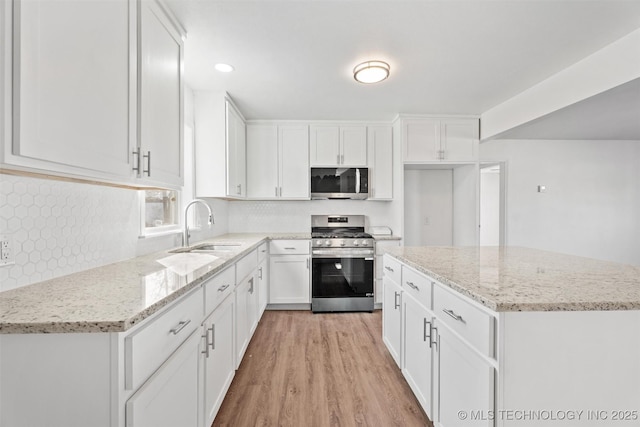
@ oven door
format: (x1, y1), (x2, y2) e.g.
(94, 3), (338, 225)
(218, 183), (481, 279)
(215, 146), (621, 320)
(311, 254), (374, 299)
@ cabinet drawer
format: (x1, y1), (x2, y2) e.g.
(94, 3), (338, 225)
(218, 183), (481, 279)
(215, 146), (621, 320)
(257, 242), (268, 262)
(402, 265), (432, 310)
(382, 254), (401, 285)
(433, 284), (494, 358)
(270, 240), (309, 255)
(204, 266), (235, 315)
(125, 287), (203, 391)
(236, 249), (258, 282)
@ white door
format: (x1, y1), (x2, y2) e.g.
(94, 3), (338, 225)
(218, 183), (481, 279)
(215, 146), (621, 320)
(340, 126), (367, 166)
(402, 294), (434, 416)
(126, 330), (199, 427)
(226, 102), (246, 197)
(14, 0), (132, 177)
(247, 124), (279, 198)
(279, 125), (310, 199)
(139, 0), (183, 186)
(403, 119), (441, 162)
(269, 255), (310, 304)
(382, 277), (403, 367)
(310, 126), (340, 166)
(202, 295), (235, 427)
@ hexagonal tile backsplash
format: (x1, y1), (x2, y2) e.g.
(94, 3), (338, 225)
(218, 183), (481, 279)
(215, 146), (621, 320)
(0, 174), (139, 291)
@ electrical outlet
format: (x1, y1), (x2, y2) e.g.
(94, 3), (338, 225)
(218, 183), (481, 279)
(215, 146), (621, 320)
(0, 235), (15, 266)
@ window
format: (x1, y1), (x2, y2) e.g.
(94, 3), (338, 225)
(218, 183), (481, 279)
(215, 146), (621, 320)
(140, 189), (180, 235)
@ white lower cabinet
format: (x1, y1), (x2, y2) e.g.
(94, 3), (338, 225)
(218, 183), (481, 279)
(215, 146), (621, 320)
(268, 240), (310, 305)
(235, 272), (258, 368)
(382, 276), (403, 366)
(436, 321), (495, 427)
(402, 292), (435, 416)
(200, 293), (235, 427)
(257, 256), (269, 316)
(125, 329), (200, 427)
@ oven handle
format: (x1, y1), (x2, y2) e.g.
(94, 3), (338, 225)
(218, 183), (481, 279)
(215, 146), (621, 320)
(311, 251), (374, 259)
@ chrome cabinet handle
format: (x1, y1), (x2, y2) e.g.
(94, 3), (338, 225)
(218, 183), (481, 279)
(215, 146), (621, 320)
(217, 284), (230, 293)
(394, 291), (400, 309)
(431, 326), (439, 350)
(143, 151), (151, 176)
(236, 184), (242, 195)
(406, 281), (419, 291)
(384, 266), (394, 272)
(337, 154), (340, 164)
(279, 187), (282, 197)
(201, 329), (210, 357)
(443, 308), (465, 323)
(306, 258), (310, 269)
(132, 148), (141, 173)
(275, 187), (278, 197)
(341, 154), (344, 164)
(284, 247), (296, 250)
(424, 319), (431, 345)
(258, 267), (263, 279)
(249, 277), (254, 294)
(170, 319), (191, 335)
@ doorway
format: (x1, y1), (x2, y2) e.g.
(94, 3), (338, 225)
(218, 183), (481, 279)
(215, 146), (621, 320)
(479, 163), (506, 246)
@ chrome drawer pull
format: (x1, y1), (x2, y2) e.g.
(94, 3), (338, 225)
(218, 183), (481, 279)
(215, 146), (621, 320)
(384, 266), (394, 272)
(249, 277), (254, 294)
(170, 319), (191, 335)
(201, 331), (210, 357)
(210, 324), (215, 351)
(394, 291), (400, 309)
(443, 308), (465, 323)
(431, 326), (439, 350)
(423, 319), (431, 345)
(406, 281), (419, 291)
(217, 284), (230, 293)
(284, 247), (296, 250)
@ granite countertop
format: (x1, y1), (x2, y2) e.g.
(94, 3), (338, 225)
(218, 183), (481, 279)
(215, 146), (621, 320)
(372, 235), (402, 241)
(384, 246), (640, 312)
(0, 233), (310, 334)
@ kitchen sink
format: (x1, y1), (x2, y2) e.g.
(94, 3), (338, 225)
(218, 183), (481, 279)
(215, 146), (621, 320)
(169, 243), (242, 253)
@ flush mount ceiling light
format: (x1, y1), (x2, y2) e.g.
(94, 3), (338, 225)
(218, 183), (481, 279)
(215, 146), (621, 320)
(353, 60), (390, 84)
(214, 63), (234, 73)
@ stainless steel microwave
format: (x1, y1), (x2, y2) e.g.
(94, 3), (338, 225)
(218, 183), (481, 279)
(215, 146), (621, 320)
(310, 168), (369, 200)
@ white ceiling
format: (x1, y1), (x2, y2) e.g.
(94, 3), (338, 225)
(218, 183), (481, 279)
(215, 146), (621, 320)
(165, 0), (640, 124)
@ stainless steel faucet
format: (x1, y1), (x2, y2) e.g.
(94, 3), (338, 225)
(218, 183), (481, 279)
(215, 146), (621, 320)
(183, 199), (213, 247)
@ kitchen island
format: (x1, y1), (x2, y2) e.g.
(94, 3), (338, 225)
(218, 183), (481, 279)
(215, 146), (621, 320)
(382, 246), (640, 427)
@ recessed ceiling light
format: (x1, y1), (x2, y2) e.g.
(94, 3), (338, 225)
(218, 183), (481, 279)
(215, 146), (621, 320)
(353, 60), (390, 84)
(214, 63), (234, 73)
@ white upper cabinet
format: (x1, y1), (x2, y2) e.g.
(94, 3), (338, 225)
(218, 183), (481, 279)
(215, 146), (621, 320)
(310, 125), (367, 166)
(246, 123), (309, 199)
(402, 117), (479, 163)
(6, 0), (184, 188)
(367, 126), (393, 200)
(137, 0), (184, 187)
(10, 0), (133, 178)
(194, 93), (246, 199)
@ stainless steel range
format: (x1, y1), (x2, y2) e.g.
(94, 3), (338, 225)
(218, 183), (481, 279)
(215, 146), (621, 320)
(311, 215), (374, 312)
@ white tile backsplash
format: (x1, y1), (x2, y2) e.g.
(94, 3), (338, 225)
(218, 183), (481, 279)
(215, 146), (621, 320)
(0, 174), (140, 291)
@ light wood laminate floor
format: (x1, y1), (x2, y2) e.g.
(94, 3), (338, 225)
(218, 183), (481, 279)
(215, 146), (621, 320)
(213, 310), (432, 427)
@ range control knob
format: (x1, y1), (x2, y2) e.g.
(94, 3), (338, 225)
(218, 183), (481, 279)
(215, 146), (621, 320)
(340, 241), (346, 247)
(324, 240), (332, 246)
(353, 240), (360, 247)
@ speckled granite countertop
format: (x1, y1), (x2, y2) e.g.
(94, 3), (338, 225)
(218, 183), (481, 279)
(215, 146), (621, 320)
(384, 246), (640, 312)
(0, 233), (310, 334)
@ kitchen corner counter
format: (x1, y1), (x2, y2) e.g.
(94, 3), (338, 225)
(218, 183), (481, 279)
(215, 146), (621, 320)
(384, 246), (640, 312)
(0, 233), (309, 334)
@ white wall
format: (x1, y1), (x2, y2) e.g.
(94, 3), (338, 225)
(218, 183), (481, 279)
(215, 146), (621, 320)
(480, 139), (640, 266)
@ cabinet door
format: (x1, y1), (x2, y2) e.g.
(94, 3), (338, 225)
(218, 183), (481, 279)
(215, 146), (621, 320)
(126, 329), (199, 427)
(269, 255), (310, 304)
(201, 295), (235, 427)
(247, 124), (279, 198)
(234, 276), (251, 368)
(436, 322), (495, 427)
(440, 119), (478, 162)
(257, 258), (269, 317)
(403, 294), (434, 416)
(403, 119), (440, 162)
(382, 277), (403, 367)
(279, 125), (310, 199)
(227, 102), (246, 197)
(310, 126), (340, 166)
(139, 0), (183, 187)
(340, 126), (367, 166)
(13, 0), (132, 177)
(368, 126), (393, 199)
